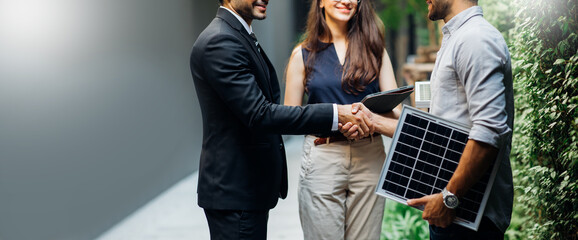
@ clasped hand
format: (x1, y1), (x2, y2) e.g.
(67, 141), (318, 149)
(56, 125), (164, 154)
(337, 103), (374, 140)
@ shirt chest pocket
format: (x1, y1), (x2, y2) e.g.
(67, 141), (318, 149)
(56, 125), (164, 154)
(433, 69), (459, 106)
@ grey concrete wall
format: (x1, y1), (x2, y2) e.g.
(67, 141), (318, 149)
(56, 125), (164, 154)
(0, 0), (296, 240)
(0, 0), (204, 239)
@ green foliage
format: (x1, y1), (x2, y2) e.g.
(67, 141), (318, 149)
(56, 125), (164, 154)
(509, 0), (578, 238)
(479, 0), (516, 37)
(377, 0), (434, 47)
(381, 201), (429, 240)
(378, 0), (428, 31)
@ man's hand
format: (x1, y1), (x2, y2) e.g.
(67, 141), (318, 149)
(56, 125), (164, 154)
(337, 104), (373, 138)
(340, 103), (401, 138)
(338, 103), (374, 140)
(407, 193), (455, 228)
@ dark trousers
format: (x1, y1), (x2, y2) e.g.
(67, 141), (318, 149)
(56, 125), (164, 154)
(429, 217), (504, 240)
(204, 209), (269, 240)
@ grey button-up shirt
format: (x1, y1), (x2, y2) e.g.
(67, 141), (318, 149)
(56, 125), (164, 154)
(429, 6), (514, 233)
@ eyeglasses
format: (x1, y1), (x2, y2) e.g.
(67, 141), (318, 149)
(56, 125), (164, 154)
(331, 0), (361, 4)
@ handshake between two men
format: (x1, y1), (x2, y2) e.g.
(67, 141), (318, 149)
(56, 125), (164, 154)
(336, 103), (400, 140)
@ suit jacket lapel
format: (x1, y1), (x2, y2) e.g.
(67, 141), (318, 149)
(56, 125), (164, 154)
(216, 8), (274, 99)
(260, 50), (280, 103)
(241, 33), (271, 82)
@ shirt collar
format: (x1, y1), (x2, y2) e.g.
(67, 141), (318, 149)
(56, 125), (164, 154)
(220, 6), (253, 35)
(442, 6), (483, 36)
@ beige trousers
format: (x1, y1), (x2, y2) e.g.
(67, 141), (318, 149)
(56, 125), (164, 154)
(298, 135), (386, 240)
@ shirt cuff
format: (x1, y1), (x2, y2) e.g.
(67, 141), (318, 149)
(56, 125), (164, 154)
(331, 104), (338, 131)
(469, 124), (510, 149)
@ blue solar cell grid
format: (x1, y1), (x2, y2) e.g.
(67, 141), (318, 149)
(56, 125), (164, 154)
(376, 106), (499, 231)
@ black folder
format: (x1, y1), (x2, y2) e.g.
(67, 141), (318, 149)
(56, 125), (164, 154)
(361, 85), (414, 113)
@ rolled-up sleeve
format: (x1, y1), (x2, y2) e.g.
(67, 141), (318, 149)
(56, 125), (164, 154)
(454, 30), (512, 148)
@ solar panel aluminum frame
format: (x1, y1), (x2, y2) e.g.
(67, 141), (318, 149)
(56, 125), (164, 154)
(375, 106), (500, 231)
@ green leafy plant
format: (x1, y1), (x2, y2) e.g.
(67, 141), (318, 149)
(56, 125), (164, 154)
(381, 201), (429, 240)
(479, 0), (516, 37)
(509, 0), (578, 238)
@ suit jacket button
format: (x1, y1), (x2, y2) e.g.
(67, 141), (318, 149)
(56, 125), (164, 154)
(279, 144), (283, 149)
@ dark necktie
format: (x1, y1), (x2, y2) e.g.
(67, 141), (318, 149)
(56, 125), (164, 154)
(249, 32), (260, 52)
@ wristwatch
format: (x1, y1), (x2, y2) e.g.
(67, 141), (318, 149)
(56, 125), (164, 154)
(442, 187), (460, 209)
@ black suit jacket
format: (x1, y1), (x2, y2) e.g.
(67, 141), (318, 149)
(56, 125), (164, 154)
(190, 8), (333, 210)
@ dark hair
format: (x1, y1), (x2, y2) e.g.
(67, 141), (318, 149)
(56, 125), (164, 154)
(218, 0), (224, 5)
(301, 0), (385, 94)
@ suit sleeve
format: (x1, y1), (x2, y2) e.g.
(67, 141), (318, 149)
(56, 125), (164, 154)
(198, 33), (333, 135)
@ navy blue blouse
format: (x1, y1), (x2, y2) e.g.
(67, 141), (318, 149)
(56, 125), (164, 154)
(302, 42), (380, 105)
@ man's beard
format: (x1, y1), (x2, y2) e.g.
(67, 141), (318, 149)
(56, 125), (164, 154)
(234, 1), (267, 21)
(428, 0), (451, 21)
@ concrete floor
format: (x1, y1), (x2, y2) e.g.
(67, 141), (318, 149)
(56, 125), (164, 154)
(97, 135), (392, 240)
(96, 136), (306, 240)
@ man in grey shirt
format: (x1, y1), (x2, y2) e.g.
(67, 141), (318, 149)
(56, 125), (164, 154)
(405, 0), (514, 239)
(343, 0), (514, 238)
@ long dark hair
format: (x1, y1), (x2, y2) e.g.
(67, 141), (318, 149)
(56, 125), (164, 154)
(301, 0), (386, 94)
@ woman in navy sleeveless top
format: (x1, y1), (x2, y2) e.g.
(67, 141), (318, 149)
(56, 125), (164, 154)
(284, 0), (400, 239)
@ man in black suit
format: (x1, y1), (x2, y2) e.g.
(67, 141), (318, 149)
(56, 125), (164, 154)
(190, 0), (372, 239)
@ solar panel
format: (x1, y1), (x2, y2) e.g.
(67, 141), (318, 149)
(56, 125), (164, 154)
(376, 106), (499, 231)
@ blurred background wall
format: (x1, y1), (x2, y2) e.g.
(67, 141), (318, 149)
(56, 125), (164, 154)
(0, 0), (296, 239)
